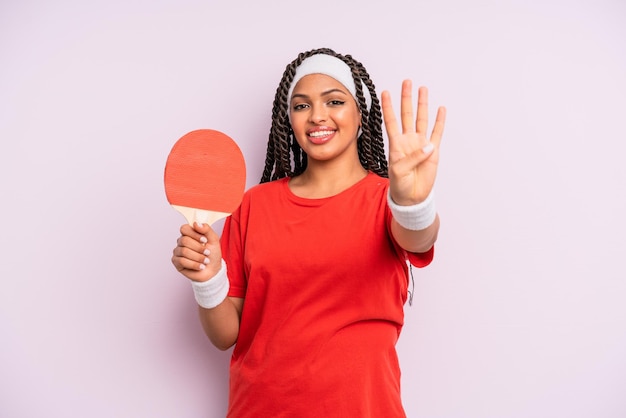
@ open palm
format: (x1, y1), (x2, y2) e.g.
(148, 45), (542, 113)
(381, 80), (446, 206)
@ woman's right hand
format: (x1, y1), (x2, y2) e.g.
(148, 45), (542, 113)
(171, 223), (223, 282)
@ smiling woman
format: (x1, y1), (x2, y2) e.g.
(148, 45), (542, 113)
(288, 74), (363, 176)
(170, 47), (446, 417)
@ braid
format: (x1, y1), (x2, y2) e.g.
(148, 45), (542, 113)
(260, 48), (388, 183)
(345, 55), (388, 178)
(360, 71), (388, 177)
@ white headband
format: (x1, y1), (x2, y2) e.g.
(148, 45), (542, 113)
(287, 54), (372, 114)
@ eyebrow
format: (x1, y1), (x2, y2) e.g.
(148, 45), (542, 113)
(291, 88), (349, 101)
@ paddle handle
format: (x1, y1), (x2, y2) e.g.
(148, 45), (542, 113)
(171, 205), (230, 226)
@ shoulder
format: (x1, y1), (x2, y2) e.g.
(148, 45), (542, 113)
(236, 178), (288, 211)
(356, 172), (389, 199)
(229, 179), (286, 223)
(244, 178), (287, 199)
(362, 172), (389, 187)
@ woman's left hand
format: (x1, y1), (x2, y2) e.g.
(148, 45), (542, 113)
(381, 80), (446, 206)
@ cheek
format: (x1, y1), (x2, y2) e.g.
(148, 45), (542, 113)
(338, 102), (361, 127)
(289, 115), (305, 137)
(289, 111), (306, 129)
(289, 115), (308, 144)
(339, 108), (362, 131)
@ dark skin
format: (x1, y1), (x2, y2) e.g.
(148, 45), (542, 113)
(171, 78), (446, 350)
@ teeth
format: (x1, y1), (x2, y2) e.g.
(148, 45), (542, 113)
(309, 130), (334, 138)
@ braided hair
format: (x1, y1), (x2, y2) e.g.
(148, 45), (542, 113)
(260, 48), (388, 183)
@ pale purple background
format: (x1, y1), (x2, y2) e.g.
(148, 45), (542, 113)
(1, 0), (625, 417)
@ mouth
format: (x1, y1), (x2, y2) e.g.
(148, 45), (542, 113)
(307, 129), (336, 145)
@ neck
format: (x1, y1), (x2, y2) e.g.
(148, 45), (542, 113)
(289, 157), (368, 199)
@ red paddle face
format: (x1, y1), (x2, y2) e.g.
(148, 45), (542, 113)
(164, 129), (246, 225)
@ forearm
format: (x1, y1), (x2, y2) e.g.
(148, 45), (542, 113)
(387, 187), (440, 253)
(391, 213), (440, 253)
(198, 296), (243, 351)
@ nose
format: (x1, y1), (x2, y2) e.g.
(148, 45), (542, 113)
(308, 104), (327, 124)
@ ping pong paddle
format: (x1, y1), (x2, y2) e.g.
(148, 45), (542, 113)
(164, 129), (246, 226)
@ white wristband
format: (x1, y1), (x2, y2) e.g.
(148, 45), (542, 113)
(387, 189), (437, 231)
(190, 260), (229, 309)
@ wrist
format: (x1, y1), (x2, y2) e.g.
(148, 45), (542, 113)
(190, 260), (229, 309)
(387, 189), (437, 231)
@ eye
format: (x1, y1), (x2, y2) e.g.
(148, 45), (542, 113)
(293, 103), (309, 111)
(328, 100), (345, 106)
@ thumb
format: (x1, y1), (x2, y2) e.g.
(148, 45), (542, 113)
(193, 222), (220, 244)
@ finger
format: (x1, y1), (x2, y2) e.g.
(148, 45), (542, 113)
(192, 221), (208, 233)
(180, 223), (195, 236)
(400, 80), (414, 134)
(416, 86), (429, 136)
(173, 245), (210, 268)
(430, 106), (447, 148)
(177, 235), (210, 255)
(180, 223), (204, 241)
(172, 254), (208, 272)
(203, 225), (220, 243)
(381, 90), (400, 139)
(180, 223), (209, 245)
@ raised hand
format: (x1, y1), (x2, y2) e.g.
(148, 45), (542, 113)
(381, 80), (446, 206)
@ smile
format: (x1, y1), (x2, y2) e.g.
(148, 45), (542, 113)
(308, 130), (335, 138)
(307, 129), (336, 145)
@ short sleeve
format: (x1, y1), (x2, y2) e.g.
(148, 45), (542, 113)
(406, 246), (434, 268)
(383, 183), (435, 268)
(221, 214), (247, 298)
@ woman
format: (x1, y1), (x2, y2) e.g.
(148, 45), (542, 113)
(172, 47), (446, 417)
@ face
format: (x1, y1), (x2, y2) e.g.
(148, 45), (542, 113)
(289, 73), (362, 165)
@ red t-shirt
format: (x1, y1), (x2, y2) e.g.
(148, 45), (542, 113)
(221, 172), (433, 417)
